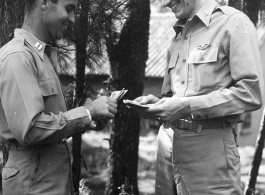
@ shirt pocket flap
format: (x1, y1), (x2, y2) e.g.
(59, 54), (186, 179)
(3, 167), (19, 180)
(39, 79), (58, 96)
(187, 47), (218, 64)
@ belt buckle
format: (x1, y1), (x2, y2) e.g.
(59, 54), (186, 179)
(185, 119), (193, 131)
(178, 119), (185, 129)
(184, 120), (203, 133)
(179, 119), (192, 131)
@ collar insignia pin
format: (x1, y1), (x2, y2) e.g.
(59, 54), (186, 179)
(35, 42), (40, 48)
(35, 42), (43, 51)
(37, 44), (43, 51)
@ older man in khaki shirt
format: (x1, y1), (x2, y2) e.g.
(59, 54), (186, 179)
(133, 0), (263, 194)
(0, 0), (117, 194)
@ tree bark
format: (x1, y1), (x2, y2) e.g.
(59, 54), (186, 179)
(105, 0), (150, 194)
(242, 0), (260, 26)
(0, 0), (24, 47)
(72, 1), (89, 194)
(244, 109), (265, 195)
(228, 0), (242, 11)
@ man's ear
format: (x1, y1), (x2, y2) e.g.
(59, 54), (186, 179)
(41, 0), (49, 10)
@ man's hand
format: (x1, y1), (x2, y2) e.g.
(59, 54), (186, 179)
(134, 94), (160, 104)
(132, 96), (191, 122)
(147, 97), (191, 122)
(132, 94), (160, 119)
(85, 96), (117, 120)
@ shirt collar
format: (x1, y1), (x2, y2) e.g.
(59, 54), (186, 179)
(194, 0), (218, 27)
(173, 19), (186, 37)
(14, 29), (56, 61)
(173, 0), (218, 36)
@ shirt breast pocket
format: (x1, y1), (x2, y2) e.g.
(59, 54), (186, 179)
(187, 47), (219, 93)
(188, 47), (218, 64)
(39, 79), (58, 97)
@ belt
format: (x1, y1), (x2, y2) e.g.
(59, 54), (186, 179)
(8, 138), (67, 151)
(168, 119), (232, 133)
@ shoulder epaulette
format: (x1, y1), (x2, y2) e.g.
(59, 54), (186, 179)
(217, 5), (242, 16)
(0, 37), (26, 62)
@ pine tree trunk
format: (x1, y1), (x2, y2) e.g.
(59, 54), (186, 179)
(72, 1), (89, 194)
(105, 0), (150, 194)
(228, 0), (242, 10)
(244, 110), (265, 194)
(0, 0), (24, 47)
(242, 0), (260, 26)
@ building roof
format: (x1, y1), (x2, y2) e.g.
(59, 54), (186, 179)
(146, 13), (176, 78)
(60, 12), (265, 79)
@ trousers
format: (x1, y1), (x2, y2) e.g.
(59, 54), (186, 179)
(155, 124), (242, 195)
(2, 142), (73, 195)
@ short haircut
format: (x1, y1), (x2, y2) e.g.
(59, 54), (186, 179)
(24, 0), (59, 13)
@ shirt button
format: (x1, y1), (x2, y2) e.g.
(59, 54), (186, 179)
(182, 59), (186, 63)
(200, 57), (204, 61)
(181, 81), (185, 84)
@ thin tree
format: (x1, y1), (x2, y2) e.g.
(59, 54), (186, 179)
(58, 1), (129, 194)
(71, 1), (89, 194)
(244, 111), (265, 195)
(242, 0), (260, 26)
(105, 0), (150, 194)
(228, 0), (242, 10)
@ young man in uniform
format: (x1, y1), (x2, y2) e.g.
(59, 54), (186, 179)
(133, 0), (263, 194)
(0, 0), (117, 194)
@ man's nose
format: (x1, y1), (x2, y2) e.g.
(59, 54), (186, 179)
(162, 0), (172, 7)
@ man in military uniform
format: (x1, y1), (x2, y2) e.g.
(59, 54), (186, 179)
(0, 0), (117, 194)
(133, 0), (262, 194)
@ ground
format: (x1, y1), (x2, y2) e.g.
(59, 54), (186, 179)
(77, 131), (265, 195)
